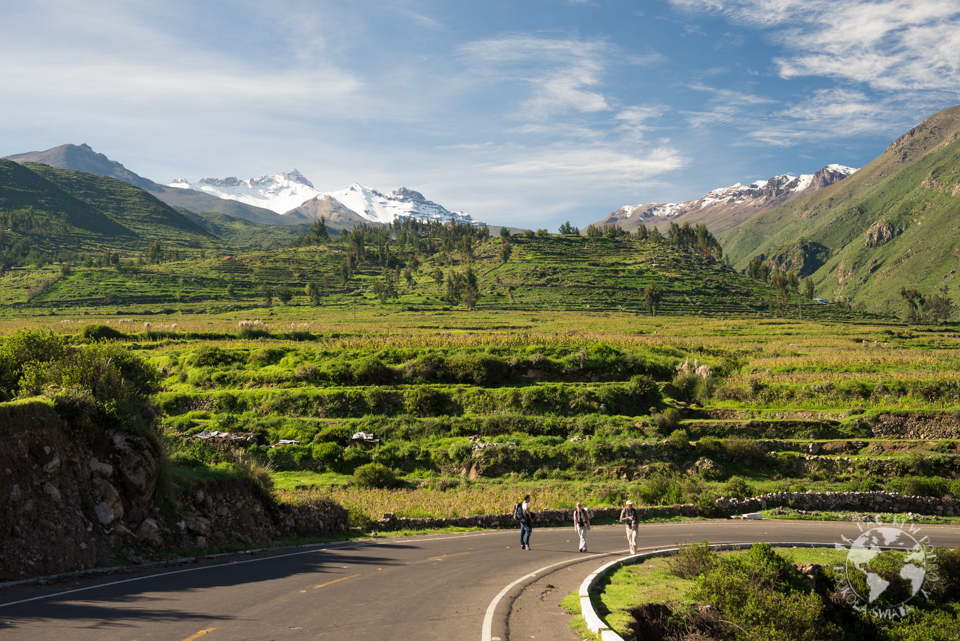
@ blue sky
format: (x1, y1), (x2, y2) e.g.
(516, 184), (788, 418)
(3, 0), (960, 229)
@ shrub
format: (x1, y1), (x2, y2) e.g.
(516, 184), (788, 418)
(80, 324), (125, 341)
(693, 543), (834, 641)
(444, 353), (510, 385)
(404, 387), (452, 417)
(448, 441), (473, 465)
(0, 330), (69, 397)
(884, 475), (950, 498)
(722, 436), (764, 462)
(311, 442), (344, 472)
(637, 471), (683, 506)
(352, 356), (396, 385)
(652, 408), (680, 434)
(628, 374), (661, 408)
(353, 462), (398, 488)
(668, 540), (716, 579)
(722, 475), (753, 499)
(191, 346), (240, 367)
(696, 435), (722, 457)
(248, 347), (286, 365)
(664, 429), (690, 450)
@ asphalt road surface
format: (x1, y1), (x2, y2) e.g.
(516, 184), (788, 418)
(2, 519), (958, 641)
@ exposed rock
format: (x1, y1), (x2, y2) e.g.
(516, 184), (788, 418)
(88, 457), (114, 477)
(94, 501), (115, 525)
(135, 518), (162, 546)
(112, 433), (160, 507)
(114, 523), (138, 542)
(43, 482), (61, 502)
(43, 455), (60, 474)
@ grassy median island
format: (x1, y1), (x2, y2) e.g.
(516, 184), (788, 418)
(572, 542), (960, 641)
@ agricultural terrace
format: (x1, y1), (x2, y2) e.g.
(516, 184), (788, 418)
(3, 304), (959, 528)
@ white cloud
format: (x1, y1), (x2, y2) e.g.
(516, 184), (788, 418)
(459, 36), (622, 118)
(670, 0), (960, 93)
(486, 143), (686, 186)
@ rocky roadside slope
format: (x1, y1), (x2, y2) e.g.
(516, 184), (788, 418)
(0, 398), (346, 581)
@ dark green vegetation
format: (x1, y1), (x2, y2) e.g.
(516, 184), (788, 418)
(597, 543), (960, 641)
(723, 104), (960, 318)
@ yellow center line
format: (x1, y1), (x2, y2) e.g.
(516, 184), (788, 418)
(313, 573), (361, 589)
(427, 552), (470, 560)
(182, 628), (216, 641)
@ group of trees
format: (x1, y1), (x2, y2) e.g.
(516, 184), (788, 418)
(901, 285), (954, 324)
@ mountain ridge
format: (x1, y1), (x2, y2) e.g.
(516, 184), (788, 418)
(594, 164), (857, 236)
(721, 103), (960, 315)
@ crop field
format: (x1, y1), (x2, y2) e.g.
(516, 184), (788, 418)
(3, 287), (959, 526)
(1, 230), (957, 526)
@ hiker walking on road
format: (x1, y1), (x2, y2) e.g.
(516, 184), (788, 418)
(619, 499), (639, 555)
(519, 494), (532, 549)
(573, 502), (590, 552)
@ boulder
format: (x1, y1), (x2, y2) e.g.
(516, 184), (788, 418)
(136, 518), (162, 546)
(94, 501), (115, 525)
(112, 433), (160, 507)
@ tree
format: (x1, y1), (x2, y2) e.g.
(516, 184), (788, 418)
(585, 224), (603, 244)
(147, 241), (163, 264)
(645, 284), (663, 316)
(373, 270), (399, 304)
(922, 285), (953, 324)
(339, 256), (353, 287)
(260, 282), (273, 307)
(432, 267), (444, 292)
(445, 267), (480, 309)
(500, 243), (513, 263)
(305, 282), (322, 305)
(636, 224), (649, 241)
(900, 287), (925, 323)
(500, 227), (511, 240)
(310, 217), (329, 244)
(558, 221), (579, 235)
(802, 277), (815, 300)
(276, 284), (293, 304)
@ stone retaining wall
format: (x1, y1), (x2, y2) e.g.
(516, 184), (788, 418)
(372, 491), (959, 531)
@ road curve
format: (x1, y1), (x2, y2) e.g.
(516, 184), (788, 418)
(1, 520), (958, 641)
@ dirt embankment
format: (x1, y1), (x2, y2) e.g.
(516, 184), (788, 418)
(0, 399), (346, 581)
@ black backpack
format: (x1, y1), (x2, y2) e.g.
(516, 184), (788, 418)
(512, 502), (524, 521)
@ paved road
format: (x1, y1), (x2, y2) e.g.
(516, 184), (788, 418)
(2, 520), (958, 641)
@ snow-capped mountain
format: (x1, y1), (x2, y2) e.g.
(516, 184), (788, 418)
(594, 164), (858, 235)
(168, 170), (321, 214)
(170, 170), (479, 227)
(315, 183), (476, 225)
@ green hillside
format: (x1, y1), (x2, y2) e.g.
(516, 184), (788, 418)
(0, 159), (134, 238)
(179, 208), (312, 248)
(722, 104), (960, 316)
(25, 163), (214, 246)
(0, 221), (880, 323)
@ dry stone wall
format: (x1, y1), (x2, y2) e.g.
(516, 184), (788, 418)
(372, 491), (958, 531)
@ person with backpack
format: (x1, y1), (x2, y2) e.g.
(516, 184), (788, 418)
(573, 501), (591, 552)
(619, 499), (639, 555)
(515, 494), (532, 549)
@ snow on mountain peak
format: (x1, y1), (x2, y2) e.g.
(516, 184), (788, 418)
(323, 183), (477, 226)
(168, 170), (321, 213)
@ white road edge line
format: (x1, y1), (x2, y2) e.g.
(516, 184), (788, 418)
(480, 551), (620, 641)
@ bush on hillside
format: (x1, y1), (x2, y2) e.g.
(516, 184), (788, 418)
(884, 475), (951, 498)
(80, 324), (125, 342)
(353, 462), (398, 488)
(668, 540), (716, 579)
